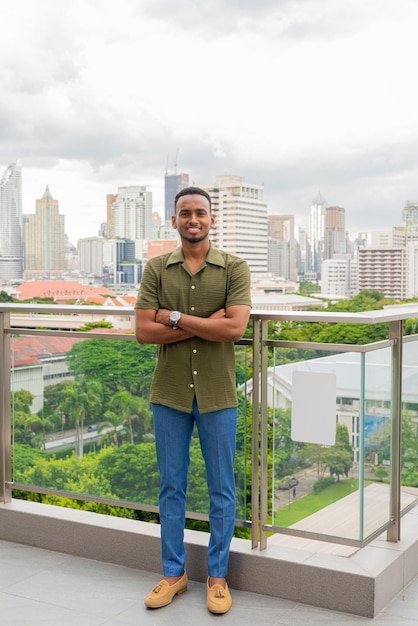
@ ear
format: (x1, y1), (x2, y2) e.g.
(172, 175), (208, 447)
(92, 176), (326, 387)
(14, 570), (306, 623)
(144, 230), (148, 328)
(171, 215), (177, 229)
(210, 212), (216, 227)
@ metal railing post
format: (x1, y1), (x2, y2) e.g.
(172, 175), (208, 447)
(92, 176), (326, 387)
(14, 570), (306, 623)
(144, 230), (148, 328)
(250, 319), (260, 549)
(259, 319), (269, 550)
(387, 320), (403, 542)
(0, 312), (11, 503)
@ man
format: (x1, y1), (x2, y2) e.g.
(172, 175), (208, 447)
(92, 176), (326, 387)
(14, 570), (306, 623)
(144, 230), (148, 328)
(135, 186), (251, 614)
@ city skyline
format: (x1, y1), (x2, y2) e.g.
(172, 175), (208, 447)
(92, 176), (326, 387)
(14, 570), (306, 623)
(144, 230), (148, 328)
(4, 159), (415, 250)
(2, 1), (418, 244)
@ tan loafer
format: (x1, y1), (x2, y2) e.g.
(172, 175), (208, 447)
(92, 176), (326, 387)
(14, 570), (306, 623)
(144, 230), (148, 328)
(144, 571), (188, 608)
(206, 577), (232, 614)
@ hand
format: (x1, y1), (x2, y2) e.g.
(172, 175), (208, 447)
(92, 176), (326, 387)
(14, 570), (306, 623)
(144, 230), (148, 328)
(155, 309), (171, 326)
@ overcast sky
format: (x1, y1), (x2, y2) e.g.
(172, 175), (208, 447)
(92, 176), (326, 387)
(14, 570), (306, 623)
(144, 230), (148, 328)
(1, 0), (418, 244)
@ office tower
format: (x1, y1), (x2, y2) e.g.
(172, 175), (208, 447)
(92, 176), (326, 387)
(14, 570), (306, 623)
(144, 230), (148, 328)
(321, 257), (352, 298)
(357, 248), (405, 299)
(78, 236), (104, 279)
(0, 160), (23, 280)
(267, 214), (298, 280)
(102, 238), (137, 284)
(296, 226), (308, 275)
(324, 206), (347, 259)
(109, 186), (153, 241)
(307, 192), (326, 276)
(205, 175), (268, 273)
(164, 172), (189, 221)
(24, 186), (66, 278)
(370, 228), (406, 248)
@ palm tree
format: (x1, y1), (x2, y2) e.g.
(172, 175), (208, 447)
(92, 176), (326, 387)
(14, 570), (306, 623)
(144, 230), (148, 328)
(108, 391), (152, 444)
(99, 410), (127, 447)
(59, 378), (102, 457)
(24, 412), (58, 450)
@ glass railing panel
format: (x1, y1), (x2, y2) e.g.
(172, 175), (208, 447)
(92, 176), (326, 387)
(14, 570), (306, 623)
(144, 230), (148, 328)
(269, 346), (358, 541)
(361, 347), (392, 539)
(400, 338), (418, 510)
(11, 333), (160, 508)
(10, 331), (252, 526)
(235, 343), (251, 527)
(268, 344), (399, 543)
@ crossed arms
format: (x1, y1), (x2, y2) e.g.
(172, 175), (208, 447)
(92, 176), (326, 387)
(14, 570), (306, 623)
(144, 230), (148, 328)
(135, 305), (251, 345)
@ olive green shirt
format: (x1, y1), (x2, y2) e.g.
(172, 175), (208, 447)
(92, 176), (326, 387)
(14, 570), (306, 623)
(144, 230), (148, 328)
(135, 243), (251, 413)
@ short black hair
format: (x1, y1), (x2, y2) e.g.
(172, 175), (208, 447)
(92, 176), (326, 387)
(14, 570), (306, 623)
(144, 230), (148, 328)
(174, 186), (212, 212)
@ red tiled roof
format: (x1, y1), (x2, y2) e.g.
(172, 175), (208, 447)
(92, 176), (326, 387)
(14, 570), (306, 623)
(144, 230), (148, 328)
(16, 281), (116, 302)
(11, 336), (83, 367)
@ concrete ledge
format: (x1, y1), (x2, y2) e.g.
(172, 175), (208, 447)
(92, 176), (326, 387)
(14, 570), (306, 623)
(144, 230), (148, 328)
(1, 499), (418, 617)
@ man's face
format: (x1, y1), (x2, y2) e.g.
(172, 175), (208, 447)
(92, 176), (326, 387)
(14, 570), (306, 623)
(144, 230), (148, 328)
(172, 194), (215, 244)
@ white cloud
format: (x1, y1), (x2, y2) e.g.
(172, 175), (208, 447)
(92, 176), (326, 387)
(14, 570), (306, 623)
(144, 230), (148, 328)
(1, 0), (418, 243)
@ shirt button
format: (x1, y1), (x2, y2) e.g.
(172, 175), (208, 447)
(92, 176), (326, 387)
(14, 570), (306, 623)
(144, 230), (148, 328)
(190, 383), (194, 388)
(192, 349), (197, 353)
(193, 370), (198, 375)
(191, 306), (195, 311)
(191, 285), (196, 289)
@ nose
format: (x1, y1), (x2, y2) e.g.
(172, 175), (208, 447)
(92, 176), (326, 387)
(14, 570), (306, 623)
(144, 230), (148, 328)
(188, 212), (200, 224)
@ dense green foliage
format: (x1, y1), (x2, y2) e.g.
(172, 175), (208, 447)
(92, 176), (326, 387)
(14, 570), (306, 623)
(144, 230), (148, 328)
(11, 290), (418, 536)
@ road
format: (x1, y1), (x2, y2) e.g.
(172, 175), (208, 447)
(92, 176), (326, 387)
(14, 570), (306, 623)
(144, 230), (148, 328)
(274, 463), (376, 510)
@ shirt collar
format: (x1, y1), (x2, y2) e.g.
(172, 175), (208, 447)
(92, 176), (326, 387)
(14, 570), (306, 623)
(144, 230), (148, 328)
(166, 242), (226, 269)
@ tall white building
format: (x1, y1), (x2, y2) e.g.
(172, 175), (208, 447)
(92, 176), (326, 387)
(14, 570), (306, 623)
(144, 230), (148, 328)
(204, 175), (268, 273)
(321, 256), (352, 298)
(110, 186), (153, 241)
(0, 160), (23, 280)
(307, 192), (326, 276)
(78, 237), (104, 279)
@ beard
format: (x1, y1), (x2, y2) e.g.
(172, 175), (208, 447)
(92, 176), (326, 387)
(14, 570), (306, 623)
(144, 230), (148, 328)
(180, 230), (209, 244)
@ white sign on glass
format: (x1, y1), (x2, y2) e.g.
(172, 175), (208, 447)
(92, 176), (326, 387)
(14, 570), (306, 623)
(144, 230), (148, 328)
(291, 370), (336, 445)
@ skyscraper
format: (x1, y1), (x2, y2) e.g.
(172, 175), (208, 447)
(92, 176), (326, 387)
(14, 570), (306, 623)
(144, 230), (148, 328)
(205, 175), (268, 273)
(267, 214), (298, 280)
(307, 192), (326, 276)
(110, 186), (153, 240)
(24, 186), (66, 278)
(0, 160), (23, 280)
(324, 206), (347, 260)
(164, 172), (189, 221)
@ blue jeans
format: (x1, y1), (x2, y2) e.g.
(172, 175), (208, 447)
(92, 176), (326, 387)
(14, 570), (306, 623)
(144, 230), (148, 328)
(152, 400), (237, 578)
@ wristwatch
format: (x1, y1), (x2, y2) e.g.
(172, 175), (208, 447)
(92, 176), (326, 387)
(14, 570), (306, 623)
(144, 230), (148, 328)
(169, 310), (182, 329)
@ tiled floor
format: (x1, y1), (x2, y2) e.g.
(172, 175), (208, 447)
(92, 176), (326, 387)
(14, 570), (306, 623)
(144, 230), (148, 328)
(1, 540), (418, 625)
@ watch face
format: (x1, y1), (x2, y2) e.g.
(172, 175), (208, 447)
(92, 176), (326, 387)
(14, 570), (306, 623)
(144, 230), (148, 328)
(170, 311), (181, 325)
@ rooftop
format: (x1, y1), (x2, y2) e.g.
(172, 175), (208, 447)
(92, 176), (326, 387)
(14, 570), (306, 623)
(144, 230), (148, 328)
(2, 536), (418, 625)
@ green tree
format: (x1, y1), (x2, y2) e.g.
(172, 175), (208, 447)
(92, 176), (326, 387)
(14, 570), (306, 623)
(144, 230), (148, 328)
(97, 443), (160, 504)
(66, 339), (156, 398)
(11, 389), (37, 445)
(272, 407), (295, 479)
(0, 289), (14, 302)
(20, 448), (115, 497)
(108, 391), (152, 443)
(298, 444), (329, 482)
(99, 410), (127, 447)
(25, 411), (59, 450)
(12, 443), (44, 479)
(59, 378), (103, 457)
